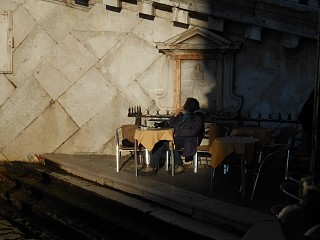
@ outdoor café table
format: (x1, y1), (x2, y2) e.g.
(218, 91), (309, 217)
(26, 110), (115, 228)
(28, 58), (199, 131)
(209, 136), (260, 200)
(230, 127), (272, 147)
(134, 128), (175, 176)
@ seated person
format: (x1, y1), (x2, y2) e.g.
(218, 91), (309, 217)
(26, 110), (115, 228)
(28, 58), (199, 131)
(141, 97), (206, 175)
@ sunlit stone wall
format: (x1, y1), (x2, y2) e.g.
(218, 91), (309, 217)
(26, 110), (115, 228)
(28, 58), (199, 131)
(0, 0), (317, 160)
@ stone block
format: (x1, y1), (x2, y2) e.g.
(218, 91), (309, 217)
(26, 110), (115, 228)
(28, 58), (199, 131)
(6, 25), (56, 87)
(12, 6), (37, 51)
(74, 5), (141, 33)
(56, 95), (127, 154)
(0, 75), (14, 106)
(189, 16), (224, 32)
(282, 34), (300, 48)
(139, 1), (155, 16)
(137, 55), (174, 109)
(123, 81), (154, 110)
(0, 1), (19, 12)
(58, 67), (116, 127)
(3, 103), (79, 161)
(103, 0), (121, 7)
(24, 1), (86, 43)
(208, 16), (224, 32)
(72, 30), (126, 59)
(0, 153), (6, 161)
(245, 25), (261, 41)
(172, 7), (189, 25)
(45, 34), (98, 83)
(307, 0), (319, 7)
(131, 16), (186, 46)
(0, 77), (51, 148)
(33, 60), (72, 100)
(96, 33), (160, 91)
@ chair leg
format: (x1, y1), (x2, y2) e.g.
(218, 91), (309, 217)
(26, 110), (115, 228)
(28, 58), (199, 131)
(140, 151), (145, 166)
(165, 150), (170, 171)
(210, 167), (216, 191)
(223, 164), (229, 174)
(205, 155), (208, 167)
(193, 153), (198, 173)
(145, 149), (150, 166)
(250, 172), (261, 201)
(116, 147), (120, 172)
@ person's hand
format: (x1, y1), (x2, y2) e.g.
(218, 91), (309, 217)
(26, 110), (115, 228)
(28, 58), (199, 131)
(173, 106), (183, 117)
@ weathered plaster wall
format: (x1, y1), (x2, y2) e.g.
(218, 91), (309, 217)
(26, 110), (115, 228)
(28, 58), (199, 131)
(234, 28), (317, 115)
(0, 0), (316, 161)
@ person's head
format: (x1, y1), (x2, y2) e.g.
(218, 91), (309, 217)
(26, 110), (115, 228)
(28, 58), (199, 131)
(183, 98), (200, 113)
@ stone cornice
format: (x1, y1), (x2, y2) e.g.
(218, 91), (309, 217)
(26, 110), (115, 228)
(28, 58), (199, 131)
(103, 0), (319, 40)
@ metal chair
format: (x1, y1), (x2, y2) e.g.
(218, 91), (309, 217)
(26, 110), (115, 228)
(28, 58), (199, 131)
(166, 124), (227, 174)
(280, 181), (303, 203)
(284, 129), (309, 184)
(115, 124), (146, 172)
(210, 128), (260, 191)
(196, 124), (228, 167)
(245, 143), (291, 200)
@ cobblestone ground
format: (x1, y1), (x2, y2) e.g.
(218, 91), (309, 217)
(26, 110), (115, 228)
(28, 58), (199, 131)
(0, 215), (33, 240)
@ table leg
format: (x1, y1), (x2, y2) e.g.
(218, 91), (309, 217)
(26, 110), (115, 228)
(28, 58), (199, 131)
(170, 141), (175, 176)
(134, 139), (138, 177)
(241, 154), (246, 200)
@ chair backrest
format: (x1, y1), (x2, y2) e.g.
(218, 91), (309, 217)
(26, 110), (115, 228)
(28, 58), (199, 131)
(208, 124), (227, 146)
(259, 144), (290, 174)
(120, 124), (138, 143)
(277, 127), (298, 144)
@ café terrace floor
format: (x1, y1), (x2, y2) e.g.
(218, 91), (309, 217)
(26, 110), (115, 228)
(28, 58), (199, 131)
(39, 152), (296, 240)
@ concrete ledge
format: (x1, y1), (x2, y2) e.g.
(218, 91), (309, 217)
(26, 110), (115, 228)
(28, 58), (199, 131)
(41, 153), (285, 239)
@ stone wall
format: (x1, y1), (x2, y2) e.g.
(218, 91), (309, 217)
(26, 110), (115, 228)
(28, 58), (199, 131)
(0, 0), (317, 160)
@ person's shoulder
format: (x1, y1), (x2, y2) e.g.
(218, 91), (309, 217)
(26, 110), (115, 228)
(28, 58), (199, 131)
(194, 109), (208, 117)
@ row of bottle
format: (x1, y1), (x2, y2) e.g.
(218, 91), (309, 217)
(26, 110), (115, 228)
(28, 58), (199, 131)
(128, 106), (142, 117)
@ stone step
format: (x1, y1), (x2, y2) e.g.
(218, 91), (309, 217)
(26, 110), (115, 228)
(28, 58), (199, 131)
(0, 161), (242, 240)
(39, 153), (285, 240)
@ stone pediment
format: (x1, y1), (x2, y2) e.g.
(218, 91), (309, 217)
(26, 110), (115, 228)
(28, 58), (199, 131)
(156, 27), (241, 51)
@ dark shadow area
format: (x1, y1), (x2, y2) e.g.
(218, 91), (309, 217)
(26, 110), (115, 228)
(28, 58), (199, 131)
(173, 22), (189, 29)
(75, 0), (88, 7)
(106, 5), (121, 12)
(139, 13), (155, 21)
(194, 1), (320, 239)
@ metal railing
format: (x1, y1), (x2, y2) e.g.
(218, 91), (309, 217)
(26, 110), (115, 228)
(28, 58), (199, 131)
(128, 106), (300, 125)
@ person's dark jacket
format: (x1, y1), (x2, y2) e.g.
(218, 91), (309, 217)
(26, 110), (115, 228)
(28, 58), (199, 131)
(168, 110), (206, 157)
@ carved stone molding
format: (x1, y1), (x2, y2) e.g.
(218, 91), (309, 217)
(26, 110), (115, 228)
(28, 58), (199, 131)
(156, 27), (240, 52)
(156, 27), (242, 113)
(281, 33), (300, 48)
(102, 0), (318, 40)
(0, 11), (13, 73)
(139, 1), (155, 16)
(172, 7), (189, 24)
(103, 0), (121, 8)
